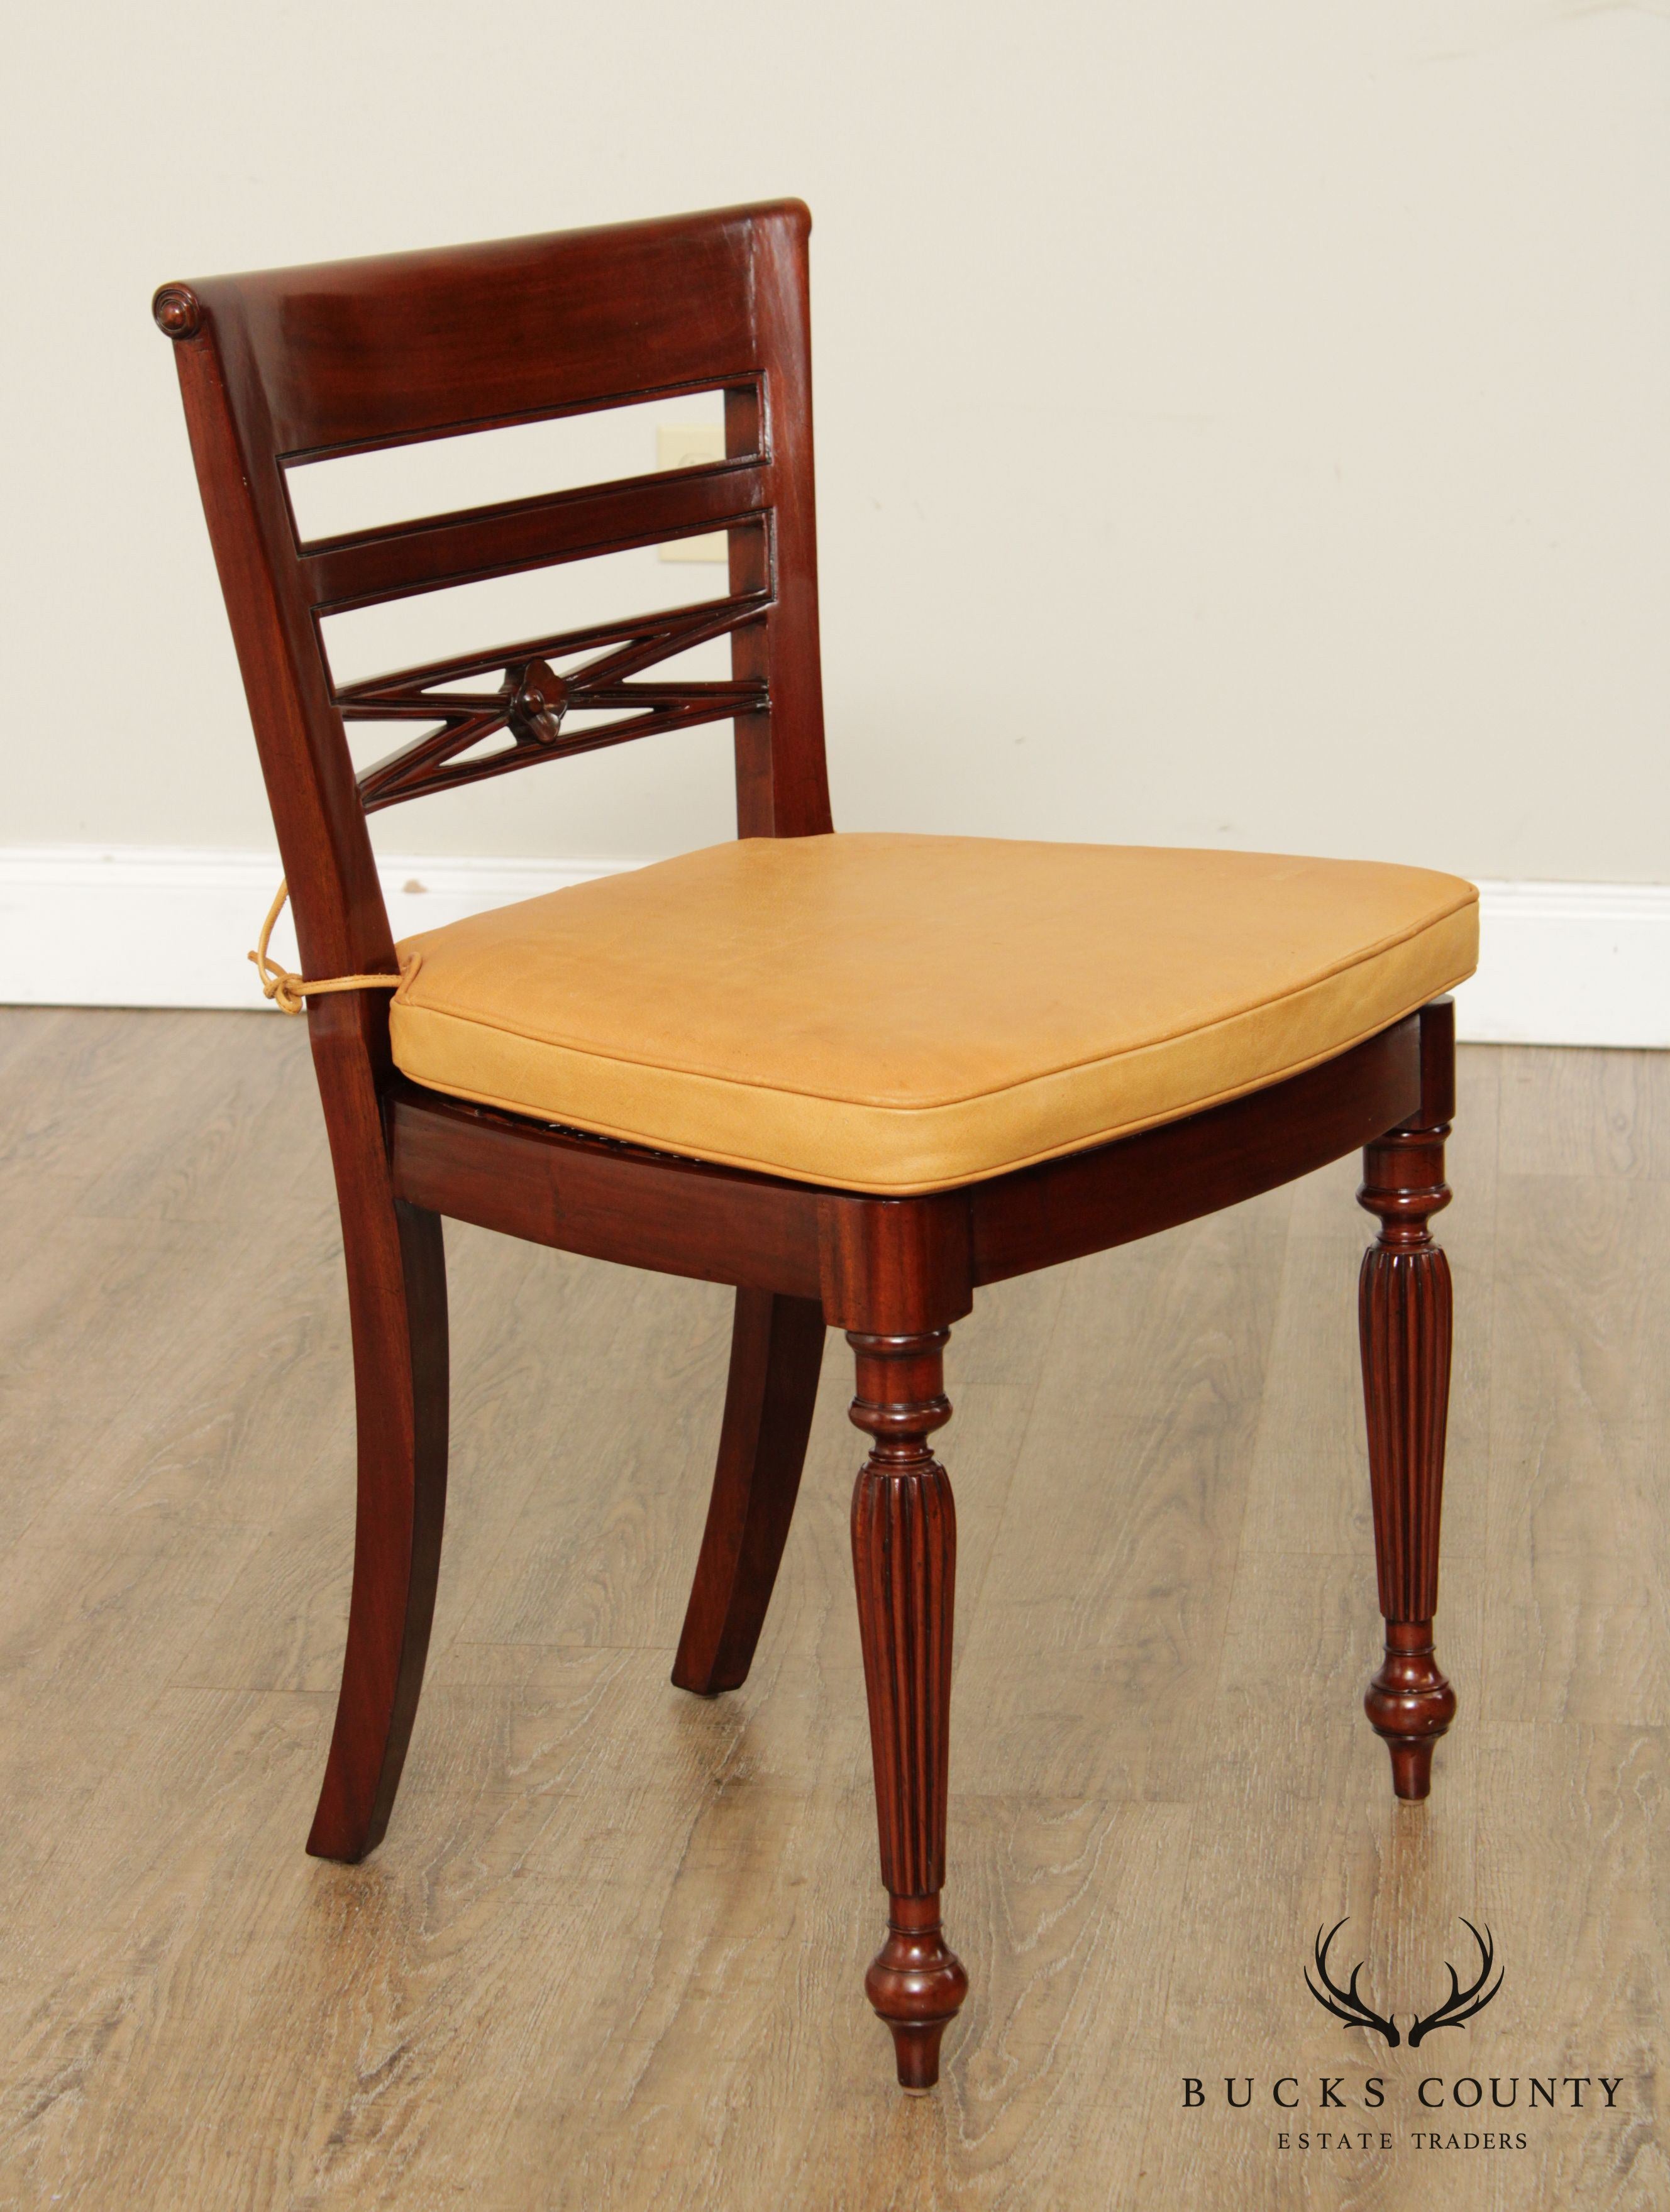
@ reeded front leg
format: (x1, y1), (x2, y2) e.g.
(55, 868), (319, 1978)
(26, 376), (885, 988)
(848, 1328), (968, 2092)
(1357, 999), (1458, 1800)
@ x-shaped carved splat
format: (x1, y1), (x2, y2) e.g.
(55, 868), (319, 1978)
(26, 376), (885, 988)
(335, 592), (771, 813)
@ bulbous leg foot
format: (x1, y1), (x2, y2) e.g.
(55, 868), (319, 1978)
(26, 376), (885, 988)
(1366, 1622), (1457, 1799)
(865, 1895), (969, 2091)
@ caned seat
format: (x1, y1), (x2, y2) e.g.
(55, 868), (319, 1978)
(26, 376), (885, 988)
(390, 833), (1478, 1192)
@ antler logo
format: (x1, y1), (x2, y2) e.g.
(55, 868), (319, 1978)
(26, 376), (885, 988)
(1305, 1918), (1503, 2049)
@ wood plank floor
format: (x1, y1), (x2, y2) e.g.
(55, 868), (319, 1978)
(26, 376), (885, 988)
(0, 1010), (1664, 2209)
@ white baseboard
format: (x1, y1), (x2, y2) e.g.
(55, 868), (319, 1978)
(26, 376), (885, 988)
(0, 846), (637, 1013)
(1451, 880), (1670, 1048)
(0, 846), (1665, 1048)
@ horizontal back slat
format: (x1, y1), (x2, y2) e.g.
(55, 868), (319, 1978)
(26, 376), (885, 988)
(194, 204), (788, 458)
(299, 459), (770, 611)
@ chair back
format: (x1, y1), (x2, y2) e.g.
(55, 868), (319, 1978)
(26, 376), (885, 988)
(155, 201), (829, 984)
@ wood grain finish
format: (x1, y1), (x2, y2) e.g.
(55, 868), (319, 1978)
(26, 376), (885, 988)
(971, 1013), (1421, 1285)
(154, 199), (1473, 2093)
(346, 593), (770, 812)
(384, 1025), (1422, 1309)
(297, 1020), (449, 1866)
(297, 461), (771, 610)
(304, 991), (450, 1860)
(672, 1289), (825, 1694)
(385, 1081), (826, 1297)
(1359, 997), (1458, 1798)
(848, 1329), (968, 2089)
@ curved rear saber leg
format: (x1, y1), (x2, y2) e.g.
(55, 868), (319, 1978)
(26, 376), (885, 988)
(307, 1194), (449, 1863)
(673, 1289), (825, 1694)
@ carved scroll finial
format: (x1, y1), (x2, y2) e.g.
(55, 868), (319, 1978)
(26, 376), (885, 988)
(152, 285), (204, 340)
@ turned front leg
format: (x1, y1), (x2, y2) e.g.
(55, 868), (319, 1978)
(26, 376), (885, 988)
(848, 1329), (968, 2092)
(1357, 1001), (1459, 1800)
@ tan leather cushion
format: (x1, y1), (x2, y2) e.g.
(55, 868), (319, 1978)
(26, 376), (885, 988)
(389, 833), (1478, 1194)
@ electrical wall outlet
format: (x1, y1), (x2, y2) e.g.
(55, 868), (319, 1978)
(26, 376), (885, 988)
(657, 424), (729, 563)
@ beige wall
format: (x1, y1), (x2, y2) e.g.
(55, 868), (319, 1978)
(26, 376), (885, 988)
(8, 1), (1667, 881)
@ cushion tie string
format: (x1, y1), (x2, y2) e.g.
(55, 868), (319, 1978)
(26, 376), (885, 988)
(250, 880), (403, 1016)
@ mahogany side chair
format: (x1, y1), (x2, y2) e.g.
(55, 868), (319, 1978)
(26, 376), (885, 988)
(154, 201), (1479, 2093)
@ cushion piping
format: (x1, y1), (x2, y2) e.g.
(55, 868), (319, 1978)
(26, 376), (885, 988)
(392, 886), (1479, 1114)
(394, 953), (1477, 1196)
